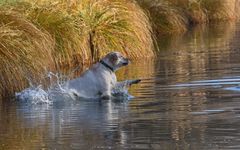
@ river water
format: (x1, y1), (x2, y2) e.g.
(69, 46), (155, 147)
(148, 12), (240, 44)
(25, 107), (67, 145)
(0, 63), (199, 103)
(1, 22), (240, 149)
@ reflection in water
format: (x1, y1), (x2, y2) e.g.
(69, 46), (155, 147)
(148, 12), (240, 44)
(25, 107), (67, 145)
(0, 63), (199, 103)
(1, 22), (240, 149)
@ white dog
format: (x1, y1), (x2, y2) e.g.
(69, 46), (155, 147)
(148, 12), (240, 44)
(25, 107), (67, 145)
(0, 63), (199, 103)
(66, 52), (141, 99)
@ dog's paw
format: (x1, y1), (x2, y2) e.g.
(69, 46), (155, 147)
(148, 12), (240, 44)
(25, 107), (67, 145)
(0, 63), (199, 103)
(130, 79), (141, 85)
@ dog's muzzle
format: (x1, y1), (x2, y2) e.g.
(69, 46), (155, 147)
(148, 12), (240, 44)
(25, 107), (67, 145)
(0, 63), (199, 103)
(122, 59), (129, 66)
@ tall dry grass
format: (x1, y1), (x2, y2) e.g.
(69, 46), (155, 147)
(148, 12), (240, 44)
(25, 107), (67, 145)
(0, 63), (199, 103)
(201, 0), (238, 21)
(24, 0), (155, 60)
(0, 10), (55, 97)
(72, 0), (154, 59)
(26, 3), (90, 68)
(138, 0), (188, 35)
(137, 0), (239, 34)
(20, 0), (155, 60)
(186, 0), (207, 24)
(169, 0), (208, 24)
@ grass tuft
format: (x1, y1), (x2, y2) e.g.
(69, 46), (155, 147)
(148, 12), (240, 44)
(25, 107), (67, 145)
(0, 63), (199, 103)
(138, 0), (189, 35)
(26, 3), (90, 67)
(75, 0), (155, 59)
(201, 0), (238, 21)
(0, 10), (55, 97)
(137, 0), (239, 34)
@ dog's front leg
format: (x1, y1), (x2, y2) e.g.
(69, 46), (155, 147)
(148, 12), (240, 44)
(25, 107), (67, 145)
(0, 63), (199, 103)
(100, 83), (112, 100)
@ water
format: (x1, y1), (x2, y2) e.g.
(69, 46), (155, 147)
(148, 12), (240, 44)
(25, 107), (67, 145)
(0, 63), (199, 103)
(1, 22), (240, 149)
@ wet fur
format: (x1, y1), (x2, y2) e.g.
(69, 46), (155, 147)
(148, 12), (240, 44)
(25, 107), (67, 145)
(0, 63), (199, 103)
(66, 52), (141, 99)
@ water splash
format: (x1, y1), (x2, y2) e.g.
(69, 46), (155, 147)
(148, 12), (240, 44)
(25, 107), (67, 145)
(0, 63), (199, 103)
(15, 72), (132, 104)
(15, 85), (50, 105)
(15, 72), (77, 104)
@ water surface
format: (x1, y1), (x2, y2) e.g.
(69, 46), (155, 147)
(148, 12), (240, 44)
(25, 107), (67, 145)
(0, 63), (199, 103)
(1, 22), (240, 149)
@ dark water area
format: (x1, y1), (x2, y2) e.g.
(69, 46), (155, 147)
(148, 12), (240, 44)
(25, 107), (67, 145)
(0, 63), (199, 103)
(1, 22), (240, 149)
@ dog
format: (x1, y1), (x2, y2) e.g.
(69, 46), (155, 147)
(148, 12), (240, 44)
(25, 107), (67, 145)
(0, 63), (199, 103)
(66, 52), (141, 99)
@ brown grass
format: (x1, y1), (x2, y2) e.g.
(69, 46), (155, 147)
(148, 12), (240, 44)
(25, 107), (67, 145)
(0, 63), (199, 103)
(137, 0), (239, 34)
(26, 3), (90, 68)
(72, 0), (155, 59)
(24, 0), (155, 60)
(137, 0), (188, 35)
(201, 0), (238, 21)
(0, 10), (55, 97)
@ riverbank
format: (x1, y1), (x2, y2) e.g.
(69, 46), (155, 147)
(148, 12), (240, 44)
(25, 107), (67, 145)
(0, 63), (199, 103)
(138, 0), (240, 35)
(0, 0), (239, 99)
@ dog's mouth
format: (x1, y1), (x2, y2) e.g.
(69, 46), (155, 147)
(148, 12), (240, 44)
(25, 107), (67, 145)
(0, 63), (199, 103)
(122, 59), (129, 66)
(122, 62), (129, 66)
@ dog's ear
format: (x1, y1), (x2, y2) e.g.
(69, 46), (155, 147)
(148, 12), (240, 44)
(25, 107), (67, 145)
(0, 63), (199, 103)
(109, 53), (118, 65)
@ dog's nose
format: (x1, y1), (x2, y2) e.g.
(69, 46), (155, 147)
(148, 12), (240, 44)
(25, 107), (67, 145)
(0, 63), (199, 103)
(123, 58), (129, 66)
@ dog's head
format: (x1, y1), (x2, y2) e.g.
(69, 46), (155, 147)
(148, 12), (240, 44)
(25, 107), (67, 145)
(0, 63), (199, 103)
(101, 52), (129, 71)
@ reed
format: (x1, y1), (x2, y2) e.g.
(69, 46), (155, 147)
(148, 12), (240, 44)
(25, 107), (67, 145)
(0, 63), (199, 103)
(0, 10), (55, 98)
(23, 2), (89, 68)
(186, 0), (207, 24)
(137, 0), (188, 35)
(24, 0), (155, 60)
(201, 0), (238, 21)
(72, 0), (155, 59)
(12, 0), (155, 60)
(122, 0), (155, 57)
(137, 0), (239, 34)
